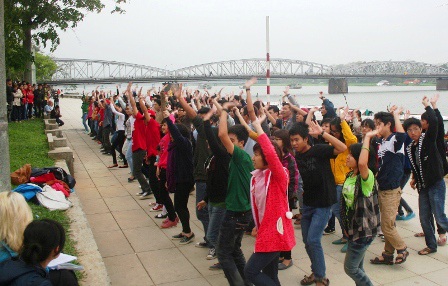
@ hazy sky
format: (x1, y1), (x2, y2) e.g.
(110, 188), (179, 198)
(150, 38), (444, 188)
(47, 0), (448, 70)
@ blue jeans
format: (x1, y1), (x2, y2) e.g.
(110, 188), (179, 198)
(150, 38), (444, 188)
(195, 181), (210, 243)
(419, 179), (448, 250)
(82, 112), (89, 132)
(344, 237), (374, 286)
(125, 140), (133, 175)
(301, 205), (331, 280)
(244, 252), (280, 286)
(207, 203), (226, 249)
(329, 185), (346, 238)
(217, 210), (252, 286)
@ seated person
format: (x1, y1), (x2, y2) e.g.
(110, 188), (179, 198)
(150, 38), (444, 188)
(0, 192), (78, 286)
(50, 105), (64, 126)
(44, 100), (54, 116)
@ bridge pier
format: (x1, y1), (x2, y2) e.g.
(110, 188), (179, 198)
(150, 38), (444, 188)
(328, 78), (348, 94)
(436, 78), (448, 90)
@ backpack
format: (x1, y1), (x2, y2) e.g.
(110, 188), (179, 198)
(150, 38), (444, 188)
(340, 172), (381, 241)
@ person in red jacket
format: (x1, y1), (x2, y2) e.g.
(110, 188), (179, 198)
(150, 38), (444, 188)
(244, 117), (296, 286)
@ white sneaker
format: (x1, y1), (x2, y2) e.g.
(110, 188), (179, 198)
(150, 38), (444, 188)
(206, 248), (216, 260)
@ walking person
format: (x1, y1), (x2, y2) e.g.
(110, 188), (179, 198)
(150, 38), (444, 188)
(243, 117), (296, 286)
(341, 142), (380, 286)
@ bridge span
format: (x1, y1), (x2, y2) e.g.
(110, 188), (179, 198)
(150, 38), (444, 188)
(48, 58), (448, 93)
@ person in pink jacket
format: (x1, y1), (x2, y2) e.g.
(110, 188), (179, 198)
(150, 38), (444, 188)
(244, 117), (296, 286)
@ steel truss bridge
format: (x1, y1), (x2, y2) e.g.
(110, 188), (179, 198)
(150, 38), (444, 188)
(48, 58), (448, 84)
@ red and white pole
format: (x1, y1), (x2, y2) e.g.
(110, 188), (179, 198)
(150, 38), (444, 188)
(266, 16), (270, 103)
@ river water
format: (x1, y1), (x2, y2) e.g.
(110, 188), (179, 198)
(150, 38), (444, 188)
(58, 83), (448, 129)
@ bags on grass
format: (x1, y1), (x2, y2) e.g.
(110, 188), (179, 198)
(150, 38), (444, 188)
(36, 185), (72, 211)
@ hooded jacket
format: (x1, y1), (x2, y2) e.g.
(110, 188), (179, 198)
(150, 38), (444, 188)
(250, 134), (296, 252)
(0, 258), (51, 286)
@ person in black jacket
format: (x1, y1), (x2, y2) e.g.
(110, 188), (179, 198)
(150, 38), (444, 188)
(403, 96), (448, 255)
(6, 79), (13, 122)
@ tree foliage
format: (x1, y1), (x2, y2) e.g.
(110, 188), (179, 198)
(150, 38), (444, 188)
(35, 53), (58, 82)
(5, 0), (126, 80)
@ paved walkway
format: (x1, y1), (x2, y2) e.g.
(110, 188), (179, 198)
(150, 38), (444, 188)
(58, 97), (448, 285)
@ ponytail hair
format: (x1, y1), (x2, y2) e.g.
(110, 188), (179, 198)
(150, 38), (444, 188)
(21, 219), (65, 265)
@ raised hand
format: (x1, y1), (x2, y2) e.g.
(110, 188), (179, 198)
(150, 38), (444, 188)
(422, 96), (430, 107)
(162, 110), (170, 119)
(430, 94), (439, 108)
(173, 83), (183, 99)
(283, 86), (290, 96)
(244, 77), (257, 89)
(367, 129), (379, 137)
(404, 109), (411, 120)
(308, 120), (323, 136)
(339, 106), (349, 121)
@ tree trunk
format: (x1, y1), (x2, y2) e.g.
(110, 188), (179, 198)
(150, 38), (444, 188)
(0, 0), (12, 192)
(23, 26), (33, 83)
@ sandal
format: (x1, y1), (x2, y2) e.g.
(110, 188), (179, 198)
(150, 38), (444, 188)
(414, 232), (425, 237)
(395, 248), (409, 264)
(370, 252), (394, 265)
(119, 165), (128, 168)
(315, 277), (330, 286)
(300, 273), (315, 285)
(108, 164), (118, 168)
(418, 247), (437, 255)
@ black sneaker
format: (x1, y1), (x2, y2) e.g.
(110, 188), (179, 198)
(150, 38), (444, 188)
(172, 233), (185, 240)
(195, 241), (208, 248)
(323, 226), (335, 235)
(139, 192), (153, 200)
(179, 233), (195, 245)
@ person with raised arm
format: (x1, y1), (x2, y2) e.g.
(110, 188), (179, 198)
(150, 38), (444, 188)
(243, 117), (295, 286)
(217, 91), (253, 285)
(403, 96), (448, 255)
(201, 107), (231, 264)
(175, 84), (212, 249)
(162, 101), (195, 245)
(369, 106), (408, 265)
(341, 137), (379, 286)
(289, 120), (347, 286)
(128, 84), (152, 199)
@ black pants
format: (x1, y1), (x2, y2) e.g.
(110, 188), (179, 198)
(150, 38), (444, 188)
(55, 117), (65, 126)
(102, 125), (112, 152)
(158, 168), (176, 221)
(132, 149), (151, 193)
(34, 101), (42, 118)
(111, 130), (126, 165)
(174, 182), (194, 234)
(12, 105), (21, 121)
(27, 103), (33, 118)
(142, 156), (161, 204)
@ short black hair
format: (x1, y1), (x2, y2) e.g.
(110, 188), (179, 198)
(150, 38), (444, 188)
(421, 111), (429, 122)
(320, 118), (332, 126)
(154, 99), (161, 106)
(242, 106), (258, 117)
(374, 111), (395, 132)
(228, 124), (249, 146)
(349, 143), (378, 175)
(403, 118), (421, 131)
(198, 107), (211, 114)
(289, 122), (309, 139)
(361, 118), (375, 130)
(268, 105), (279, 114)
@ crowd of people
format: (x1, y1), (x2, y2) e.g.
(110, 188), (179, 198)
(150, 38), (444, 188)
(76, 79), (448, 286)
(6, 79), (63, 123)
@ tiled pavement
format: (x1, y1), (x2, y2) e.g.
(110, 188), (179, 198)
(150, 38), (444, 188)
(58, 97), (448, 285)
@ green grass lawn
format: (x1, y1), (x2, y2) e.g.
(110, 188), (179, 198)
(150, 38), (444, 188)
(8, 119), (81, 279)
